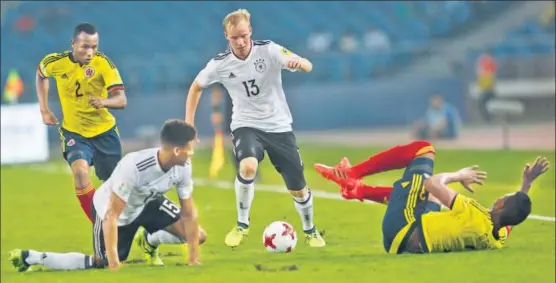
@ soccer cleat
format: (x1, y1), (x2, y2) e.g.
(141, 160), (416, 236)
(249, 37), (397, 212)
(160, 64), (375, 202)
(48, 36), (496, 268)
(305, 230), (326, 248)
(9, 249), (30, 272)
(314, 157), (355, 187)
(134, 227), (164, 266)
(224, 225), (249, 247)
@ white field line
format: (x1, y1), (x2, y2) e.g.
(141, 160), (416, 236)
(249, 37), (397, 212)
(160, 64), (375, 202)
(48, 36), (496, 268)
(21, 164), (556, 222)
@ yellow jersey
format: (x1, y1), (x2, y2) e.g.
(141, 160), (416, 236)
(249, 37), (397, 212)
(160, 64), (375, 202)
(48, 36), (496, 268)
(420, 194), (509, 253)
(38, 51), (124, 138)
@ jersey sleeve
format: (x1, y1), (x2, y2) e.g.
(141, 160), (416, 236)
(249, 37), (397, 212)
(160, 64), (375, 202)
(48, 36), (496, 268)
(268, 41), (300, 72)
(175, 162), (194, 200)
(98, 55), (125, 93)
(449, 194), (469, 214)
(38, 53), (62, 78)
(110, 157), (138, 203)
(195, 59), (219, 89)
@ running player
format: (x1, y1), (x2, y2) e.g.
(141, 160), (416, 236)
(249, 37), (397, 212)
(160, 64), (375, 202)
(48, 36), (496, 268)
(9, 120), (205, 271)
(185, 9), (325, 248)
(315, 141), (549, 253)
(36, 23), (127, 223)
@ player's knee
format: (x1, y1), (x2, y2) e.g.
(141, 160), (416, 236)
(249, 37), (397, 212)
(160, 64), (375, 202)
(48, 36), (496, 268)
(70, 160), (90, 188)
(238, 157), (258, 183)
(288, 186), (308, 198)
(411, 140), (435, 159)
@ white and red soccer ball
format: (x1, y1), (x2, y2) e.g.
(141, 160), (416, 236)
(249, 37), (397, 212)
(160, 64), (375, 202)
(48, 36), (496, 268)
(262, 221), (297, 253)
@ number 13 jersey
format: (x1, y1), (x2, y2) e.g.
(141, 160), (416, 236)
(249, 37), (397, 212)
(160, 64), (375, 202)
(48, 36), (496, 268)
(195, 40), (299, 133)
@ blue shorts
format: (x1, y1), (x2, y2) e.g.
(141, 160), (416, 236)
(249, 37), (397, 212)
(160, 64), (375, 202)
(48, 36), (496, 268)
(381, 156), (439, 254)
(58, 126), (122, 181)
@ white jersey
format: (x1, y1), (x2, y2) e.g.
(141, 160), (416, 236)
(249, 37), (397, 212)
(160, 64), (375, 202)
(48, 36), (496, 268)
(93, 147), (193, 226)
(195, 40), (299, 133)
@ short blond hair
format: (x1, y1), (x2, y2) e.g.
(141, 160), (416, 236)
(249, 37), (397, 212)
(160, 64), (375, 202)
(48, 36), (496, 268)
(223, 9), (251, 32)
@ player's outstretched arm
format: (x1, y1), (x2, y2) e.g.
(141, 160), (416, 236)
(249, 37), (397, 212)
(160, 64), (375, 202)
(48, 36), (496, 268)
(36, 66), (58, 125)
(425, 166), (487, 208)
(103, 192), (126, 271)
(179, 197), (201, 265)
(186, 59), (219, 128)
(520, 156), (550, 194)
(287, 57), (313, 73)
(185, 80), (203, 126)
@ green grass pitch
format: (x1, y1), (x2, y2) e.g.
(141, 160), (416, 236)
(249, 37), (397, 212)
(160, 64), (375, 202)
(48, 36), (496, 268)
(1, 145), (554, 283)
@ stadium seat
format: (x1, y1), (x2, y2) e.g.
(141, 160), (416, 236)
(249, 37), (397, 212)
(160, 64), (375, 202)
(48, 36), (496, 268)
(1, 1), (511, 95)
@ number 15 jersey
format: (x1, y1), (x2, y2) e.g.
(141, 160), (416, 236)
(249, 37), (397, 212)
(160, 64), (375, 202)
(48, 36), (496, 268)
(195, 40), (299, 133)
(93, 147), (194, 226)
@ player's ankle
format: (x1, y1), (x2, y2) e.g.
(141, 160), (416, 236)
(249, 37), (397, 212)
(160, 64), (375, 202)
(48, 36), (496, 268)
(237, 222), (249, 229)
(303, 226), (316, 234)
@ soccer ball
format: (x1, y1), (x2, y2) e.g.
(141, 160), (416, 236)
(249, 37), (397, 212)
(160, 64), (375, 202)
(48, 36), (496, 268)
(262, 221), (297, 253)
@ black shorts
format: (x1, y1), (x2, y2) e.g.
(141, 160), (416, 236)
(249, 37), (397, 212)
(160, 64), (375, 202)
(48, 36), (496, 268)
(92, 196), (181, 265)
(58, 126), (122, 181)
(231, 127), (305, 190)
(381, 156), (436, 254)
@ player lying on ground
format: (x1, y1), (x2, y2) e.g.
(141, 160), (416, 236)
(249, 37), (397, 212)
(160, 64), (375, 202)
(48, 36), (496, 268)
(185, 9), (325, 248)
(315, 141), (549, 253)
(37, 23), (127, 223)
(9, 120), (206, 271)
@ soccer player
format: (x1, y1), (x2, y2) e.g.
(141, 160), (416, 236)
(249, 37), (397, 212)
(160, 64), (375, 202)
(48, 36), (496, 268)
(36, 23), (127, 223)
(315, 141), (549, 253)
(9, 120), (206, 271)
(185, 9), (325, 248)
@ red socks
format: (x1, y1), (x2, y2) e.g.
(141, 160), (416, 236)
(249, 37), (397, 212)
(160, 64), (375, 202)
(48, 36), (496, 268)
(357, 184), (393, 204)
(349, 140), (435, 179)
(76, 183), (96, 223)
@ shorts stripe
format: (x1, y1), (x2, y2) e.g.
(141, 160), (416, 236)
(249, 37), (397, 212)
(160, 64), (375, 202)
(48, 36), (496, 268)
(404, 174), (422, 223)
(58, 128), (66, 153)
(93, 215), (103, 258)
(412, 175), (424, 222)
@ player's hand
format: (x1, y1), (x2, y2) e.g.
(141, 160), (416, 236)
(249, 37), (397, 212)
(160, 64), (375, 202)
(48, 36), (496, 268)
(523, 156), (550, 184)
(108, 260), (121, 271)
(456, 165), (487, 193)
(88, 97), (104, 109)
(40, 110), (59, 125)
(286, 58), (303, 70)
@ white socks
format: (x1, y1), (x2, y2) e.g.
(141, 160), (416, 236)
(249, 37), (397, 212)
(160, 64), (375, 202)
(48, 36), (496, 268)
(147, 230), (185, 247)
(293, 189), (315, 233)
(235, 176), (255, 227)
(25, 250), (92, 270)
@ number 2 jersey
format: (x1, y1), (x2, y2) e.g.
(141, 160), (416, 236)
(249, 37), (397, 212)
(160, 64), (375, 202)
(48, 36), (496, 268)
(38, 51), (124, 138)
(195, 40), (299, 133)
(93, 147), (194, 226)
(419, 194), (510, 253)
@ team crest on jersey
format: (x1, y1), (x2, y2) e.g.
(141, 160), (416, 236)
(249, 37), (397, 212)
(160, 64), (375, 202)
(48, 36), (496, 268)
(67, 139), (75, 147)
(280, 47), (292, 56)
(84, 67), (95, 78)
(254, 58), (266, 73)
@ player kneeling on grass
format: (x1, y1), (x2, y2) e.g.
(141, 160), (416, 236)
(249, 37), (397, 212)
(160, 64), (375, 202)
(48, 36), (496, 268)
(314, 141), (549, 253)
(9, 119), (206, 271)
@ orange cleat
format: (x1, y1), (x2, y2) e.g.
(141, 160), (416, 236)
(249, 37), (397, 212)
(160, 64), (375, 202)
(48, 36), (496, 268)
(314, 157), (354, 187)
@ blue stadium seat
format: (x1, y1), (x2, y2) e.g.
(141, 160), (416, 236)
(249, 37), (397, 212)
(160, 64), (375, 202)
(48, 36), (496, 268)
(1, 1), (507, 95)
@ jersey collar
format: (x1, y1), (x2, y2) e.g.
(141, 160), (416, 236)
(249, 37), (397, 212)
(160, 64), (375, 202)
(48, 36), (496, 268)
(69, 52), (89, 67)
(69, 52), (80, 65)
(230, 40), (254, 62)
(155, 149), (167, 173)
